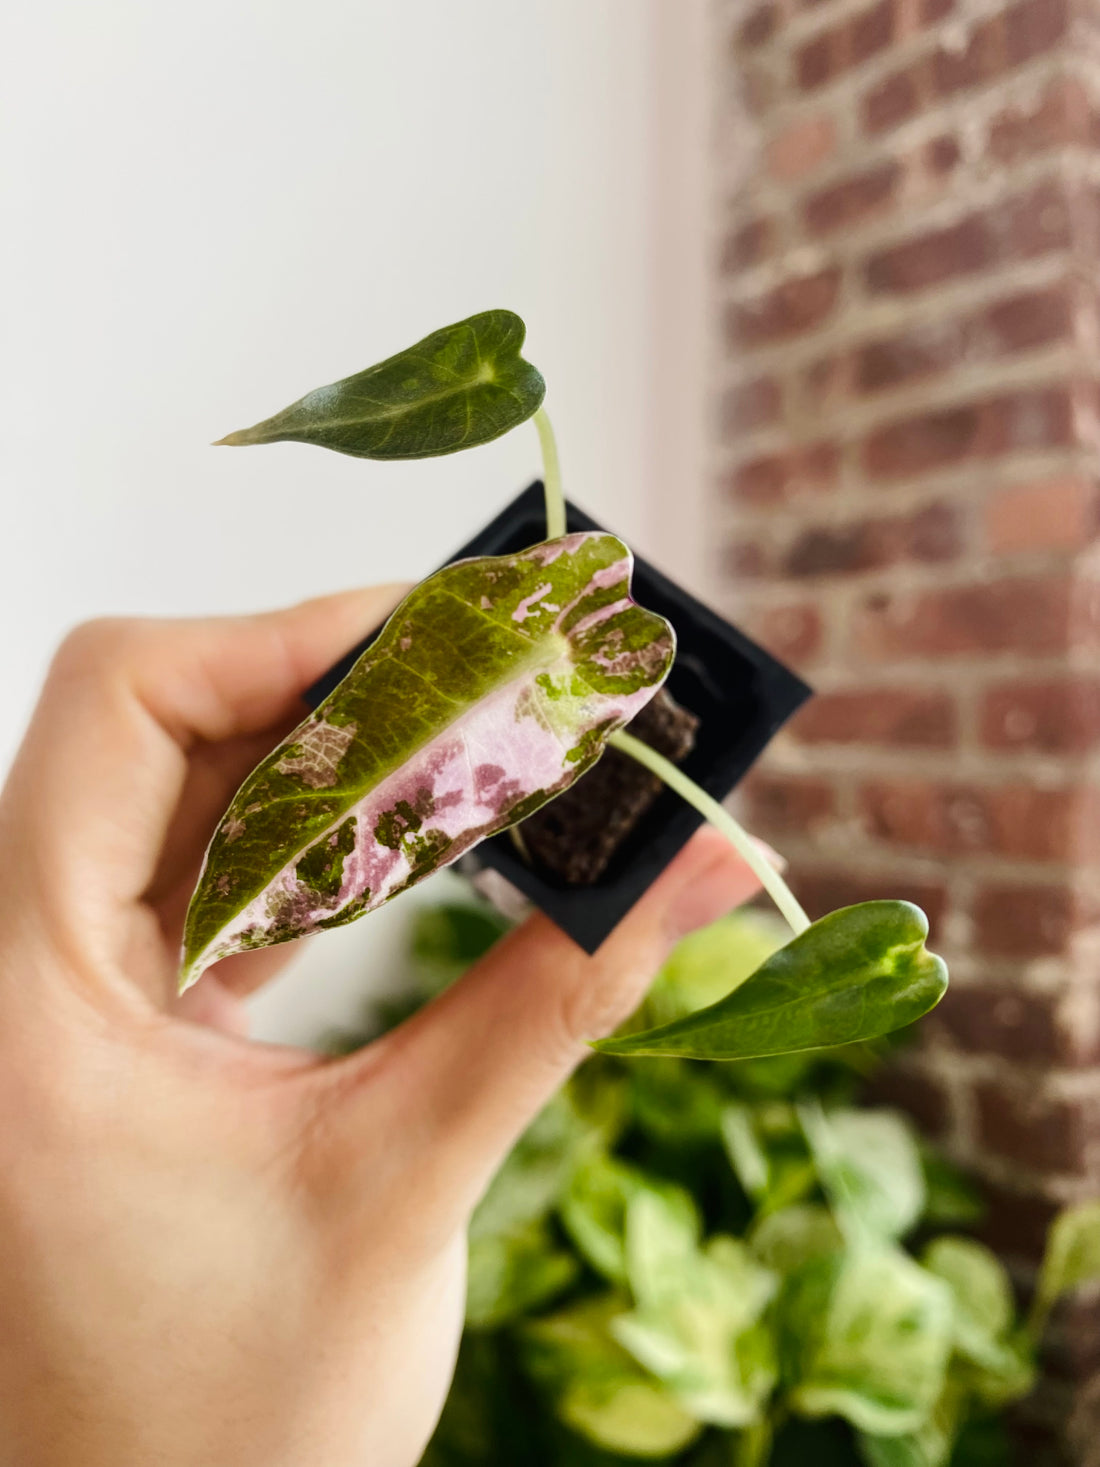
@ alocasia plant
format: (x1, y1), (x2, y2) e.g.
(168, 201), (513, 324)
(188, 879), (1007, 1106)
(185, 308), (948, 1061)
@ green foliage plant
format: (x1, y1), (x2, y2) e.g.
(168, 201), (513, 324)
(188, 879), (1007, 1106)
(384, 903), (1100, 1467)
(184, 310), (948, 1063)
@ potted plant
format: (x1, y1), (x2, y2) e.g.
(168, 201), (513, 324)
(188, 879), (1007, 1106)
(179, 310), (947, 1065)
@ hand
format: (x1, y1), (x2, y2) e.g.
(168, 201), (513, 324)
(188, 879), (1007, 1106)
(0, 589), (761, 1467)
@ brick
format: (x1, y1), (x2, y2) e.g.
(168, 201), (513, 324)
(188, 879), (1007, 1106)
(930, 12), (1007, 97)
(863, 66), (921, 134)
(738, 2), (778, 49)
(784, 501), (961, 577)
(796, 31), (835, 90)
(731, 267), (842, 348)
(918, 0), (955, 23)
(850, 0), (895, 62)
(978, 1180), (1060, 1263)
(981, 677), (1100, 753)
(803, 160), (900, 236)
(924, 133), (961, 176)
(857, 779), (1090, 861)
(866, 1063), (951, 1138)
(865, 179), (1072, 295)
(862, 387), (1073, 480)
(985, 475), (1096, 555)
(796, 0), (895, 91)
(932, 984), (1095, 1066)
(866, 212), (992, 293)
(719, 376), (782, 436)
(792, 866), (948, 936)
(724, 540), (772, 580)
(748, 602), (824, 666)
(856, 285), (1072, 398)
(744, 772), (837, 831)
(975, 1080), (1093, 1174)
(767, 113), (837, 182)
(973, 882), (1076, 957)
(1004, 0), (1069, 67)
(983, 283), (1073, 355)
(854, 575), (1072, 659)
(721, 216), (778, 272)
(792, 686), (956, 746)
(857, 322), (960, 394)
(988, 75), (1094, 163)
(728, 440), (840, 504)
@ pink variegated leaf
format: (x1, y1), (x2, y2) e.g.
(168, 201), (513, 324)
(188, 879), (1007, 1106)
(179, 533), (675, 990)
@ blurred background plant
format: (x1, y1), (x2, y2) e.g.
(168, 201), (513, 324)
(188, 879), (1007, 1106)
(332, 898), (1100, 1467)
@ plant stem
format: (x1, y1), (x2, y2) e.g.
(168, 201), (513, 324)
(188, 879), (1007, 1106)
(609, 730), (811, 937)
(534, 407), (566, 540)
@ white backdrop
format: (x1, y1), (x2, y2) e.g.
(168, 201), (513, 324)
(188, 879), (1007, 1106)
(1, 0), (711, 1040)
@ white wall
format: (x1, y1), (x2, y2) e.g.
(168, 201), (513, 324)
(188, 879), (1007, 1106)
(1, 0), (711, 1042)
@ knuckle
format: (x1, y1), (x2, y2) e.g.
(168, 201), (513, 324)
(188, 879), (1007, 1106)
(50, 617), (147, 681)
(556, 960), (645, 1054)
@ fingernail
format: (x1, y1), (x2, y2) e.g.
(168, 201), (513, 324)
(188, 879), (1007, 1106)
(749, 835), (787, 873)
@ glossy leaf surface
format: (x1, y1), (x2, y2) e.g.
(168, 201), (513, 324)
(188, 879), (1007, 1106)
(181, 533), (673, 988)
(593, 902), (948, 1061)
(216, 310), (545, 459)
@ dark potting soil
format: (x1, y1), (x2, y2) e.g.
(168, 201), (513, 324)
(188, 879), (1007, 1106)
(518, 687), (700, 886)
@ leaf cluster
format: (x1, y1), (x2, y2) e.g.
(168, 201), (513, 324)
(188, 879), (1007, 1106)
(379, 902), (1100, 1467)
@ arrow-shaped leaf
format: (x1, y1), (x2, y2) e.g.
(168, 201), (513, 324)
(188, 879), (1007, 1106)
(180, 533), (674, 990)
(215, 309), (545, 460)
(592, 902), (947, 1060)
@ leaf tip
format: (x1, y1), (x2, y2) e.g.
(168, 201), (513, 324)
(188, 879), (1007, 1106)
(212, 429), (251, 447)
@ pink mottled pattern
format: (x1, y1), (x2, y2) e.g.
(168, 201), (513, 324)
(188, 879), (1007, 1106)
(182, 533), (672, 985)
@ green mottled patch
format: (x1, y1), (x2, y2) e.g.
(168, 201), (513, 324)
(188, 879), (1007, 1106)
(375, 798), (428, 850)
(296, 818), (357, 902)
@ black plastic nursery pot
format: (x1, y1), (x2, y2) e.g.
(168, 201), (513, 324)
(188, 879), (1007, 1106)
(305, 482), (812, 953)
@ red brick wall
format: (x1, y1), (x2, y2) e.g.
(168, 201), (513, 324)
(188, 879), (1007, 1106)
(716, 0), (1100, 1442)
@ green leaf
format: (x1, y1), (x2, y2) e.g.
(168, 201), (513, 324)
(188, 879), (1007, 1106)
(216, 310), (545, 460)
(629, 1059), (728, 1143)
(780, 1247), (953, 1436)
(522, 1295), (701, 1458)
(642, 912), (787, 1028)
(800, 1105), (925, 1243)
(857, 1386), (961, 1467)
(559, 1154), (699, 1286)
(721, 1104), (772, 1203)
(612, 1193), (779, 1428)
(466, 1221), (579, 1330)
(592, 903), (948, 1061)
(1032, 1200), (1100, 1334)
(181, 533), (674, 988)
(749, 1205), (844, 1276)
(921, 1237), (1015, 1370)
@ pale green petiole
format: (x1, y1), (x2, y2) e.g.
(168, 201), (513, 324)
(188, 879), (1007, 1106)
(535, 407), (806, 938)
(609, 730), (811, 937)
(534, 407), (567, 540)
